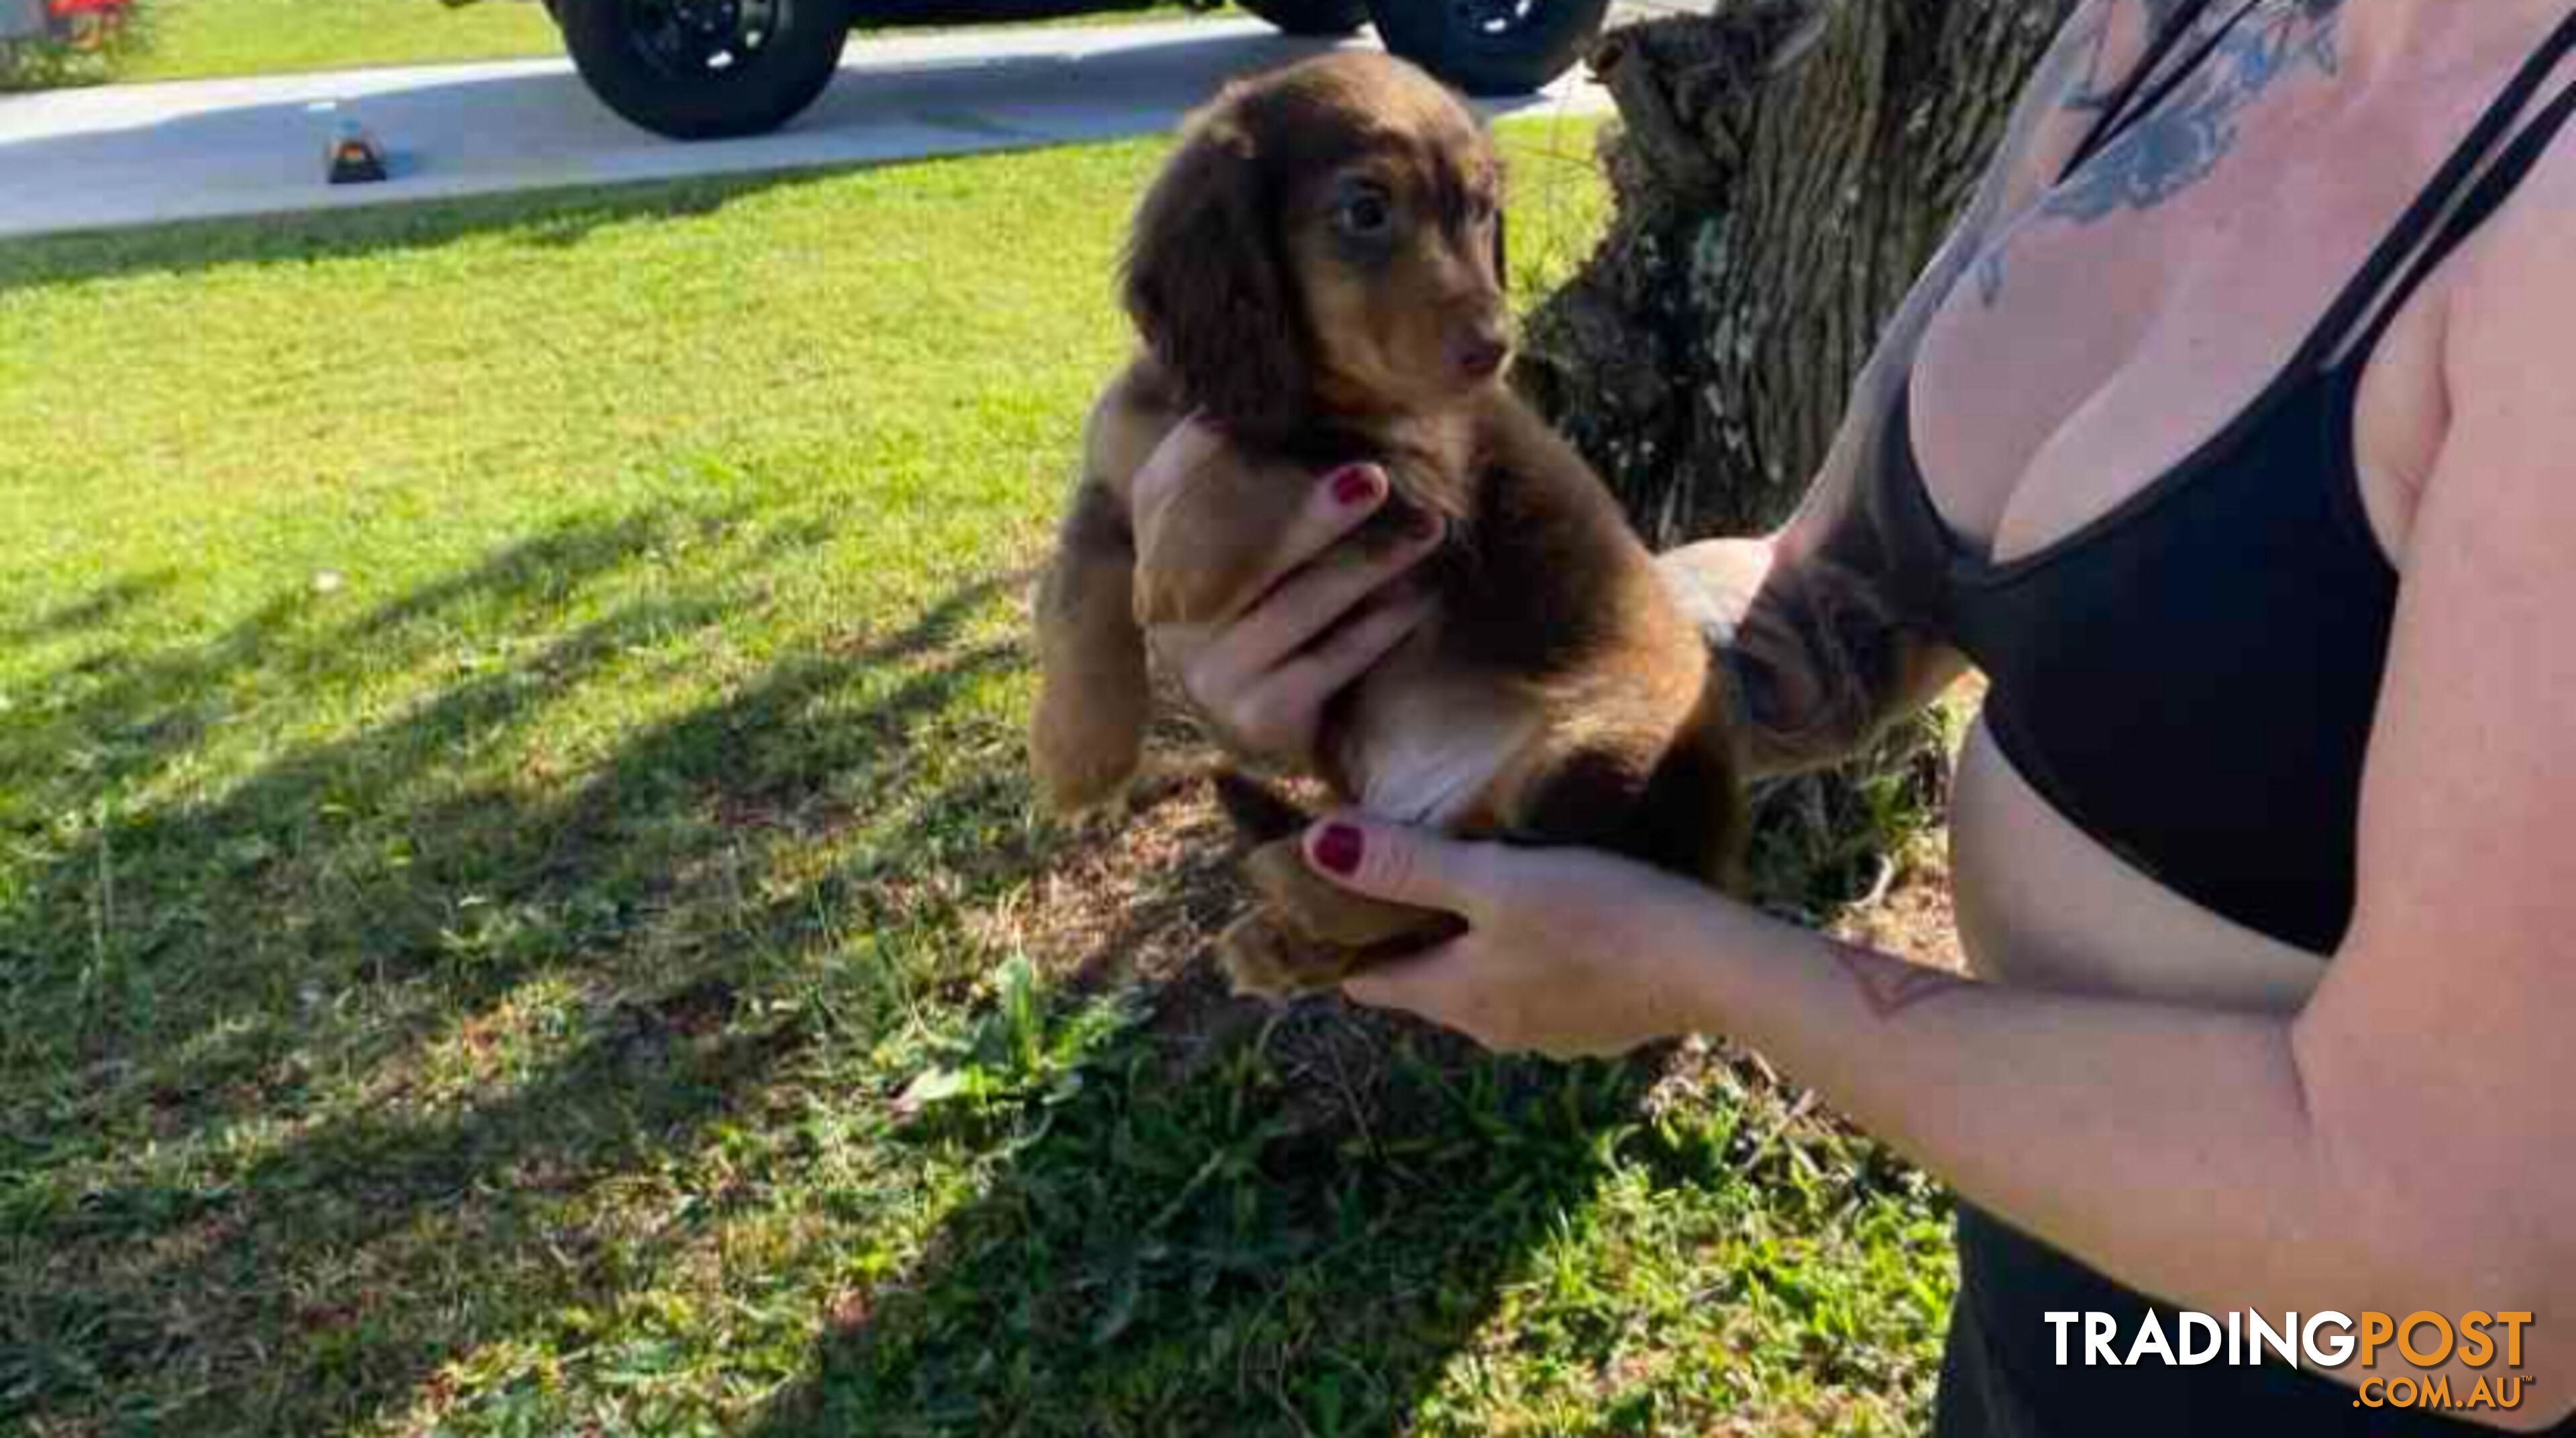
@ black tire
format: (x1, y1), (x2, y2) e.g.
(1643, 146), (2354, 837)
(557, 0), (852, 140)
(1368, 0), (1611, 97)
(1234, 0), (1369, 38)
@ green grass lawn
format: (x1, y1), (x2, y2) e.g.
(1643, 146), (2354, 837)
(0, 121), (1957, 1437)
(102, 0), (1233, 85)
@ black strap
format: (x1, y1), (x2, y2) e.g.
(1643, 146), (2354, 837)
(2314, 7), (2576, 368)
(2059, 0), (2245, 181)
(2337, 68), (2576, 364)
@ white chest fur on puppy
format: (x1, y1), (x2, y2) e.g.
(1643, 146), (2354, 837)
(1344, 674), (1545, 829)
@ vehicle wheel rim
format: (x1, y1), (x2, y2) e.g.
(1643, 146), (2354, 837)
(1448, 0), (1538, 40)
(621, 0), (788, 79)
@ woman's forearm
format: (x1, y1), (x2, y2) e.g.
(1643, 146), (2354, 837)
(1669, 899), (2320, 1300)
(1643, 890), (2549, 1415)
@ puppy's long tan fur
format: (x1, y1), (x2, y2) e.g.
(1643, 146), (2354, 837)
(1031, 52), (1747, 998)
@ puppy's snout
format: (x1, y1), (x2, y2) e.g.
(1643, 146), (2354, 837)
(1452, 322), (1511, 380)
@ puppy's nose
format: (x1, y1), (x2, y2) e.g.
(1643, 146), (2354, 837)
(1454, 329), (1511, 379)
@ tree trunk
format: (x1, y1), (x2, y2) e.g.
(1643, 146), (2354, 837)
(1520, 0), (2082, 546)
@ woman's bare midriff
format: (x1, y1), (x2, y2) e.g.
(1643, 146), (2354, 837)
(1947, 715), (2326, 1011)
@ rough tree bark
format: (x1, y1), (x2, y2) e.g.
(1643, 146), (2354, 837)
(1520, 0), (2083, 545)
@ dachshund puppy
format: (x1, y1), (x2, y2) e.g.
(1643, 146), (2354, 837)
(1030, 51), (1746, 998)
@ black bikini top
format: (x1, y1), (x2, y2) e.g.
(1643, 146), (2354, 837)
(1883, 0), (2576, 955)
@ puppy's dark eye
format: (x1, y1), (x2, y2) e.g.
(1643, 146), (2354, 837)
(1336, 186), (1393, 240)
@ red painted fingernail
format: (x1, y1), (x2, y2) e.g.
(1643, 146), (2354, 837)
(1329, 465), (1377, 507)
(1313, 823), (1364, 876)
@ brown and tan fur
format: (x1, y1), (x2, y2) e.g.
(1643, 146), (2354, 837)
(1030, 52), (1747, 998)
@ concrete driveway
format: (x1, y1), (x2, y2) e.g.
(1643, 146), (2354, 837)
(0, 17), (1613, 240)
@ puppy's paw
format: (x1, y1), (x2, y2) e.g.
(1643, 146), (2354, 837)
(1034, 753), (1138, 818)
(1217, 913), (1356, 1002)
(1030, 697), (1146, 817)
(1242, 839), (1457, 950)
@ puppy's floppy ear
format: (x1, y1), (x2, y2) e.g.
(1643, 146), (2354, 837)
(1120, 103), (1308, 429)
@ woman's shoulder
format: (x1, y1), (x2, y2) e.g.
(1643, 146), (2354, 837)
(2397, 119), (2576, 576)
(2445, 118), (2576, 371)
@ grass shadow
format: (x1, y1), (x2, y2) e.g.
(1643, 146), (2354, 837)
(0, 571), (178, 647)
(731, 721), (1953, 1434)
(0, 516), (1038, 1432)
(5, 508), (1949, 1434)
(752, 993), (1684, 1435)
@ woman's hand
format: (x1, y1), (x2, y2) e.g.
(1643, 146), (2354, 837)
(1301, 814), (1719, 1060)
(1133, 419), (1442, 770)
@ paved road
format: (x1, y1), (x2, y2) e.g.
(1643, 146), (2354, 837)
(0, 17), (1613, 240)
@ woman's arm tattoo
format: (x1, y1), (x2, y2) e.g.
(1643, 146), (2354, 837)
(1828, 941), (1972, 1021)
